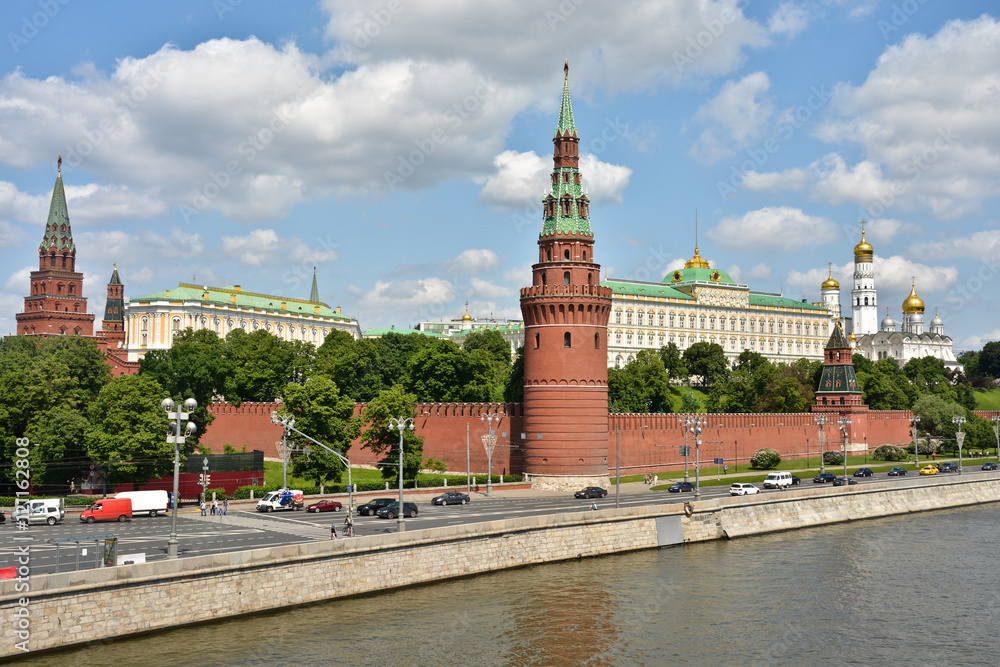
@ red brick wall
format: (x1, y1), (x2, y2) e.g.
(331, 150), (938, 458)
(203, 402), (919, 476)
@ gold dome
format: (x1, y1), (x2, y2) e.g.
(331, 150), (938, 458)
(848, 331), (856, 342)
(461, 301), (473, 321)
(902, 282), (925, 314)
(853, 225), (874, 261)
(684, 245), (710, 269)
(821, 263), (840, 290)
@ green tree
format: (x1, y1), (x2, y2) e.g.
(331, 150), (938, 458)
(225, 328), (314, 402)
(980, 341), (1000, 378)
(279, 375), (361, 488)
(24, 406), (90, 491)
(903, 356), (949, 394)
(658, 342), (688, 381)
(463, 329), (512, 366)
(503, 347), (525, 403)
(360, 385), (424, 482)
(607, 350), (673, 413)
(912, 393), (965, 436)
(761, 359), (814, 413)
(84, 375), (171, 485)
(679, 391), (701, 413)
(957, 350), (980, 379)
(405, 340), (476, 402)
(682, 342), (728, 387)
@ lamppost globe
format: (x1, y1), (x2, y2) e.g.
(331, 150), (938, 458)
(183, 397), (198, 413)
(161, 397), (175, 412)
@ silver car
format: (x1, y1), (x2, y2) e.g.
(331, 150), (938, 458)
(729, 483), (760, 496)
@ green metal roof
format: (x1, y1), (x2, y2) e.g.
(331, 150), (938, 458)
(663, 266), (738, 286)
(555, 63), (576, 138)
(816, 364), (861, 394)
(825, 320), (851, 349)
(39, 169), (75, 253)
(132, 283), (351, 320)
(362, 328), (445, 339)
(602, 280), (695, 300)
(540, 64), (591, 239)
(748, 294), (827, 311)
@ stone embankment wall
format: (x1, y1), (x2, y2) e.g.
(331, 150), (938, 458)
(6, 477), (999, 658)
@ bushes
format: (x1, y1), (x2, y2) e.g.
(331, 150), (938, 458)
(823, 451), (843, 466)
(423, 458), (447, 473)
(749, 448), (781, 469)
(907, 440), (937, 456)
(0, 496), (93, 507)
(872, 444), (907, 462)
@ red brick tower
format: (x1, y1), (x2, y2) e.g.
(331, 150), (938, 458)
(519, 63), (613, 490)
(16, 157), (94, 337)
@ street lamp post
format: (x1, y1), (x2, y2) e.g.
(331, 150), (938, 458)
(816, 416), (827, 474)
(910, 415), (921, 470)
(270, 413), (295, 489)
(481, 411), (505, 498)
(683, 416), (706, 501)
(162, 397), (197, 559)
(276, 420), (355, 530)
(953, 416), (967, 475)
(838, 416), (851, 481)
(992, 416), (1000, 462)
(201, 457), (209, 502)
(389, 417), (414, 532)
(679, 417), (691, 483)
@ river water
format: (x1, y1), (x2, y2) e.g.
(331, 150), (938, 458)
(15, 504), (1000, 666)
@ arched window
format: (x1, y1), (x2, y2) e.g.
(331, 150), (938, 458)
(626, 311), (633, 325)
(563, 271), (570, 285)
(637, 311), (644, 326)
(615, 331), (622, 345)
(658, 312), (665, 327)
(699, 315), (706, 329)
(669, 312), (676, 327)
(541, 272), (547, 285)
(534, 333), (539, 349)
(864, 297), (869, 305)
(583, 250), (587, 261)
(564, 249), (570, 260)
(615, 309), (622, 324)
(594, 333), (600, 349)
(564, 332), (571, 348)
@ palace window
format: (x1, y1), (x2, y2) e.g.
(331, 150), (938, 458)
(778, 321), (783, 334)
(658, 312), (665, 327)
(699, 315), (706, 329)
(615, 309), (622, 324)
(615, 332), (622, 346)
(626, 311), (633, 325)
(626, 332), (633, 346)
(172, 318), (181, 337)
(749, 318), (755, 333)
(658, 333), (665, 347)
(637, 311), (644, 326)
(730, 317), (736, 331)
(740, 318), (746, 332)
(648, 334), (654, 346)
(669, 312), (676, 327)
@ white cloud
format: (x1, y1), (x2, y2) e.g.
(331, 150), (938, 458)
(960, 329), (1000, 350)
(468, 277), (514, 299)
(748, 263), (772, 280)
(219, 228), (339, 268)
(709, 206), (838, 250)
(478, 150), (631, 209)
(0, 221), (28, 248)
(0, 179), (166, 227)
(689, 72), (773, 164)
(3, 266), (32, 292)
(910, 230), (1000, 263)
(865, 218), (908, 244)
(502, 263), (532, 286)
(445, 249), (501, 274)
(822, 0), (879, 19)
(769, 2), (813, 36)
(869, 254), (958, 293)
(349, 277), (457, 326)
(787, 261), (853, 292)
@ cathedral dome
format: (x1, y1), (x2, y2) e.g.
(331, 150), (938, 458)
(930, 309), (943, 327)
(821, 266), (840, 290)
(902, 283), (925, 314)
(853, 227), (874, 261)
(881, 309), (896, 332)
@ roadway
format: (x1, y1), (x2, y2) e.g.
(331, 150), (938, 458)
(2, 464), (997, 575)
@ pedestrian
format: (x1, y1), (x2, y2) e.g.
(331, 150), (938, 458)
(344, 514), (354, 537)
(653, 475), (658, 487)
(200, 500), (206, 516)
(330, 522), (338, 539)
(590, 502), (598, 511)
(724, 465), (728, 475)
(932, 452), (936, 460)
(212, 499), (218, 515)
(223, 498), (228, 516)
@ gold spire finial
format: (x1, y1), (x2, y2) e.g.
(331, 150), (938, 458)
(113, 262), (117, 270)
(684, 210), (710, 269)
(57, 154), (62, 177)
(564, 60), (569, 85)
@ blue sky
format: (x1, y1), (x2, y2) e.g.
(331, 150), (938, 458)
(1, 0), (999, 351)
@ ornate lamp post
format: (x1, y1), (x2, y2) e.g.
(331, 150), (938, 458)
(481, 411), (505, 498)
(685, 416), (706, 501)
(953, 416), (967, 474)
(679, 416), (692, 483)
(162, 397), (197, 559)
(910, 415), (921, 469)
(389, 417), (414, 532)
(838, 416), (851, 481)
(270, 412), (294, 489)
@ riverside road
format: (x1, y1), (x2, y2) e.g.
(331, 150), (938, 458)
(3, 464), (997, 575)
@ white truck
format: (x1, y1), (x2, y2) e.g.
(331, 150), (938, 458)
(255, 489), (304, 512)
(115, 490), (170, 517)
(12, 498), (65, 525)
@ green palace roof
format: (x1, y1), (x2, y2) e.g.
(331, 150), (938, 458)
(662, 266), (738, 285)
(749, 294), (827, 311)
(602, 280), (695, 300)
(132, 283), (351, 320)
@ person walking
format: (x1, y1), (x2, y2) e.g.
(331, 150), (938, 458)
(344, 514), (354, 538)
(330, 522), (338, 540)
(223, 498), (228, 516)
(212, 499), (218, 515)
(652, 474), (658, 487)
(200, 500), (206, 516)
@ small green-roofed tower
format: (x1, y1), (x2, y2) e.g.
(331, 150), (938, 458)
(814, 320), (864, 411)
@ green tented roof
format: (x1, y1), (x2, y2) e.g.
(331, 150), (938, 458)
(39, 171), (75, 253)
(132, 283), (351, 320)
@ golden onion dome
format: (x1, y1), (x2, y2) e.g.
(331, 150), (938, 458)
(684, 245), (710, 269)
(461, 301), (473, 322)
(848, 331), (856, 342)
(854, 226), (874, 261)
(821, 264), (840, 290)
(901, 282), (925, 314)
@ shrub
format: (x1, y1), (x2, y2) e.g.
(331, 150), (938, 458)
(749, 448), (781, 469)
(871, 444), (907, 462)
(423, 458), (447, 473)
(205, 487), (228, 500)
(823, 451), (843, 466)
(906, 440), (937, 456)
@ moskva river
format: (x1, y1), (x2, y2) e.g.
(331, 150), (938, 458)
(17, 504), (1000, 666)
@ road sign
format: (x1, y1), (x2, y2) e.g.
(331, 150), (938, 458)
(679, 446), (690, 456)
(713, 458), (724, 465)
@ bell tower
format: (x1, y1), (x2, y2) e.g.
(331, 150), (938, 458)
(519, 63), (613, 490)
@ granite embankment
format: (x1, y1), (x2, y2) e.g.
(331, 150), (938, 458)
(4, 476), (999, 658)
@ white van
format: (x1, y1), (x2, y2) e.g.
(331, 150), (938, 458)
(762, 472), (793, 489)
(12, 498), (65, 525)
(255, 489), (304, 512)
(115, 490), (169, 517)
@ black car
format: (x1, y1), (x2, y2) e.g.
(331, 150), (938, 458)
(888, 467), (908, 476)
(853, 468), (874, 477)
(813, 473), (837, 483)
(575, 487), (608, 499)
(790, 475), (801, 485)
(357, 498), (395, 516)
(832, 476), (858, 486)
(668, 482), (695, 493)
(376, 501), (418, 519)
(938, 462), (959, 473)
(431, 492), (470, 506)
(982, 462), (998, 471)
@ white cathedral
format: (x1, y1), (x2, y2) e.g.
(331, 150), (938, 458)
(832, 225), (960, 372)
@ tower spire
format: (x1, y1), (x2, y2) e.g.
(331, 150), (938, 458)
(39, 156), (74, 254)
(309, 266), (320, 303)
(542, 62), (589, 237)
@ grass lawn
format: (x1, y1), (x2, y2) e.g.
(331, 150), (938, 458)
(670, 386), (710, 412)
(974, 388), (1000, 410)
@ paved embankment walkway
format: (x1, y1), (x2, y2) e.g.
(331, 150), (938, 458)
(185, 510), (329, 539)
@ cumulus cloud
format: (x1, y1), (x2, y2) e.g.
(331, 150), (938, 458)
(960, 329), (1000, 350)
(822, 0), (879, 19)
(468, 277), (514, 299)
(477, 149), (632, 209)
(348, 277), (457, 326)
(445, 249), (501, 274)
(689, 72), (773, 164)
(709, 206), (838, 251)
(219, 228), (339, 268)
(768, 2), (813, 37)
(0, 221), (27, 249)
(909, 230), (1000, 264)
(0, 179), (166, 227)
